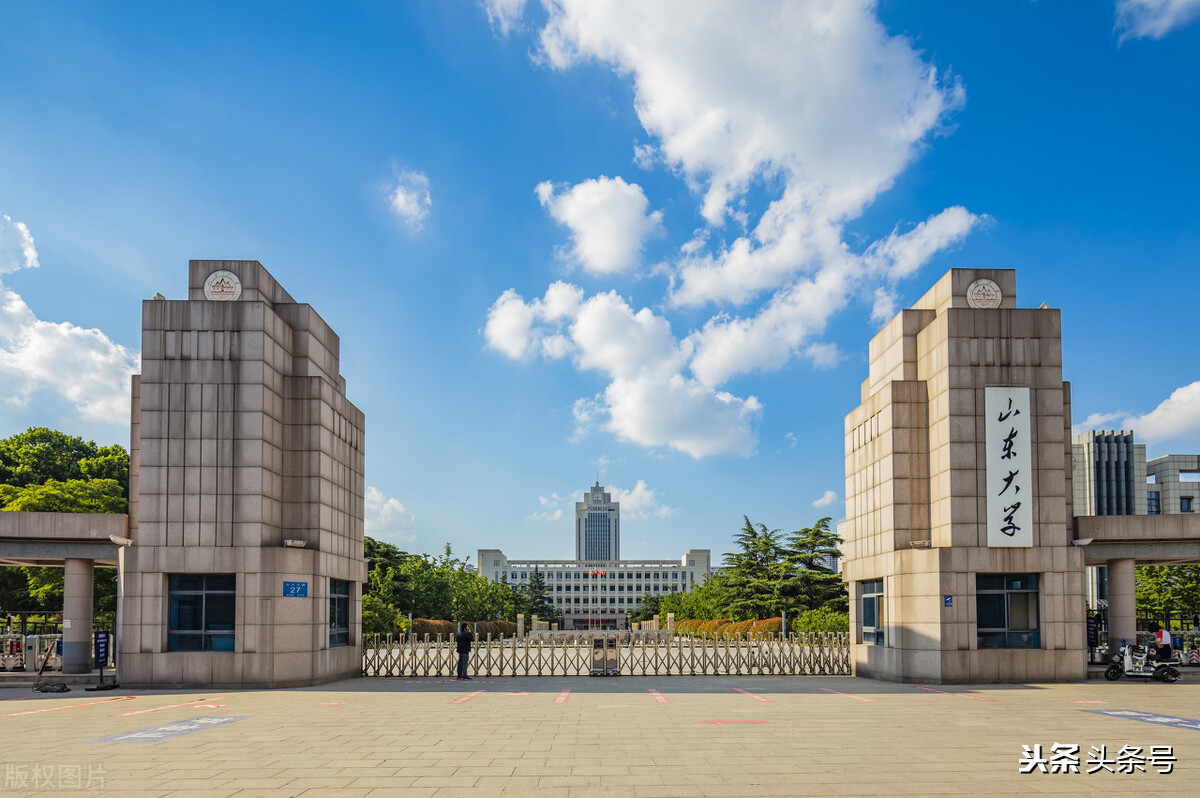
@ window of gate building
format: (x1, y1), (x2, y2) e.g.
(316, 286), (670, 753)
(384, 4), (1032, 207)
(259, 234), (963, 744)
(167, 574), (235, 652)
(861, 578), (884, 645)
(977, 573), (1039, 649)
(329, 579), (350, 647)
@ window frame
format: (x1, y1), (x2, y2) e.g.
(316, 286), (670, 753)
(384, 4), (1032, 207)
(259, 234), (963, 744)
(329, 579), (350, 648)
(976, 573), (1040, 649)
(860, 578), (884, 646)
(167, 573), (236, 652)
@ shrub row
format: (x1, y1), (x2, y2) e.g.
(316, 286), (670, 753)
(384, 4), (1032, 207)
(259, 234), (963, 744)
(673, 617), (786, 640)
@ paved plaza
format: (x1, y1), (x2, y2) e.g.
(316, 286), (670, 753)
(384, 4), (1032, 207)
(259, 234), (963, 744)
(1, 676), (1198, 796)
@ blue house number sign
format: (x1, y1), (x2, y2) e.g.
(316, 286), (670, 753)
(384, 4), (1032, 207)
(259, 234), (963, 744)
(282, 581), (308, 597)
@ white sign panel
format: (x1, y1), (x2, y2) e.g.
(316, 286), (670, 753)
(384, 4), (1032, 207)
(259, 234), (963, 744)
(985, 386), (1033, 547)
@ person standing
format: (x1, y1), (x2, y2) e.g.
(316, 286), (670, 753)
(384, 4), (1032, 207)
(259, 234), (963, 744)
(456, 622), (475, 680)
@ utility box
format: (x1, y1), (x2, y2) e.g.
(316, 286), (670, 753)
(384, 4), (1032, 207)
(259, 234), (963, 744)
(590, 635), (619, 676)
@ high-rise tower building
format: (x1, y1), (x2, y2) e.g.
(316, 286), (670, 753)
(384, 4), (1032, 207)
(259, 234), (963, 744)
(576, 481), (619, 561)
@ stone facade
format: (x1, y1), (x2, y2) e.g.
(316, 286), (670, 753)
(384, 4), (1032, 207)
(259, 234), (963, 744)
(120, 260), (366, 688)
(843, 269), (1086, 683)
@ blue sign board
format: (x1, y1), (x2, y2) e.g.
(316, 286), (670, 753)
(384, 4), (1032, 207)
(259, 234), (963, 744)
(94, 631), (109, 668)
(944, 595), (953, 607)
(90, 716), (248, 743)
(282, 581), (308, 597)
(1082, 710), (1200, 731)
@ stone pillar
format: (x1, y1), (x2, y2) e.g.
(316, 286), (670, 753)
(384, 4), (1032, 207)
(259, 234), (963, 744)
(1107, 558), (1137, 649)
(62, 558), (94, 674)
(517, 613), (525, 639)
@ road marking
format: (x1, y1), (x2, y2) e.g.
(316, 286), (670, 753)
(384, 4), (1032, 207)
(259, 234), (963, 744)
(506, 691), (531, 696)
(818, 687), (877, 703)
(1082, 709), (1200, 731)
(648, 689), (669, 704)
(1072, 699), (1108, 704)
(2, 696), (135, 717)
(910, 685), (996, 702)
(449, 689), (486, 704)
(732, 687), (772, 703)
(90, 716), (247, 743)
(553, 689), (571, 704)
(112, 697), (228, 717)
(698, 719), (770, 725)
(318, 701), (348, 706)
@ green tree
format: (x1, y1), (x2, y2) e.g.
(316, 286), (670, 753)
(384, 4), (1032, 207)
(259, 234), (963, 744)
(0, 428), (129, 495)
(628, 593), (663, 623)
(0, 479), (127, 513)
(523, 566), (560, 624)
(779, 516), (847, 614)
(719, 516), (786, 620)
(1136, 565), (1200, 621)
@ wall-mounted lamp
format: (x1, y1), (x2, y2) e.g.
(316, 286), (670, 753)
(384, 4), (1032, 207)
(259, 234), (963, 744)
(1071, 538), (1093, 547)
(283, 539), (307, 548)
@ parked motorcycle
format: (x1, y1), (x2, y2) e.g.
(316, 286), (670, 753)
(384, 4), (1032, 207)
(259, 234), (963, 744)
(1104, 643), (1181, 683)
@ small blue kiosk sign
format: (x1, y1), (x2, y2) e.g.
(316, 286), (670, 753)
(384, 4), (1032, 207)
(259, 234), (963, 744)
(282, 581), (308, 598)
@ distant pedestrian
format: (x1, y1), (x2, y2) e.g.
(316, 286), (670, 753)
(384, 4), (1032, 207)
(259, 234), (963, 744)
(456, 623), (475, 680)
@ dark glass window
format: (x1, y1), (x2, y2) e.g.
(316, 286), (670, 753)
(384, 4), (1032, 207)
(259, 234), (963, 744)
(168, 574), (236, 652)
(1182, 497), (1194, 513)
(1148, 491), (1161, 514)
(861, 579), (884, 645)
(329, 579), (350, 647)
(976, 573), (1039, 649)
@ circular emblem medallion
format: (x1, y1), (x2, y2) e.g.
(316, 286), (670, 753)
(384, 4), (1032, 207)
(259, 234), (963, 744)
(965, 278), (1002, 309)
(203, 270), (242, 301)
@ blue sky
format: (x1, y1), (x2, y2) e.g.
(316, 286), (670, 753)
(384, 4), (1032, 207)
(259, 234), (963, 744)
(2, 1), (1199, 562)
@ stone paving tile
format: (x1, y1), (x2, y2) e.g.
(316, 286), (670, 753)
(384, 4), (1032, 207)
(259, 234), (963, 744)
(2, 675), (1198, 795)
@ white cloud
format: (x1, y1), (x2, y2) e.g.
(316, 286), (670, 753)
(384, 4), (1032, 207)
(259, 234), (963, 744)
(1122, 381), (1200, 444)
(528, 508), (563, 521)
(364, 486), (417, 544)
(486, 283), (761, 456)
(486, 2), (983, 456)
(611, 479), (676, 519)
(0, 215), (40, 273)
(0, 216), (137, 422)
(1071, 412), (1126, 437)
(813, 490), (838, 508)
(388, 170), (432, 231)
(537, 177), (663, 276)
(483, 0), (528, 36)
(1074, 381), (1200, 447)
(1116, 0), (1200, 41)
(784, 432), (798, 448)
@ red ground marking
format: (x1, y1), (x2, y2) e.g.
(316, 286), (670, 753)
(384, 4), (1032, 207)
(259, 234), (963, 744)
(189, 703), (226, 709)
(731, 687), (773, 703)
(698, 720), (770, 725)
(449, 689), (486, 704)
(553, 689), (571, 704)
(506, 691), (531, 696)
(910, 685), (996, 702)
(648, 689), (669, 704)
(1072, 700), (1108, 704)
(112, 697), (227, 717)
(319, 701), (349, 706)
(2, 695), (135, 717)
(817, 687), (877, 703)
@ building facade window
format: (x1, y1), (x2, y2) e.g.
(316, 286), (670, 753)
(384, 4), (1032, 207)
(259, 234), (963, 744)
(329, 579), (350, 647)
(1148, 491), (1161, 515)
(977, 574), (1039, 649)
(861, 578), (884, 645)
(168, 574), (235, 652)
(1182, 497), (1194, 513)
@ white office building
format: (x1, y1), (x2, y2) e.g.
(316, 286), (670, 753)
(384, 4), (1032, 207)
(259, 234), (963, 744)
(576, 481), (619, 561)
(479, 481), (710, 629)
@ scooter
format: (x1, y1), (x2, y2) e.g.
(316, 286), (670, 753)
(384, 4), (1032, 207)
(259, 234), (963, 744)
(1104, 643), (1181, 683)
